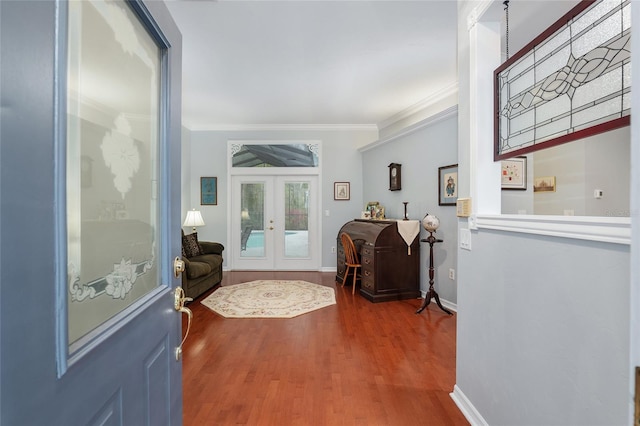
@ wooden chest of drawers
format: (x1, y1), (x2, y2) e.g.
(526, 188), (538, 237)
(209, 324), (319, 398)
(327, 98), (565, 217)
(336, 220), (420, 302)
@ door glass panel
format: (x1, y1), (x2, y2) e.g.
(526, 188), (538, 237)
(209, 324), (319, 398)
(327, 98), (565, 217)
(67, 0), (161, 346)
(240, 183), (265, 257)
(284, 182), (309, 258)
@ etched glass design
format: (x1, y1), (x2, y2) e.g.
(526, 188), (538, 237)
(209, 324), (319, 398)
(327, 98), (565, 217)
(67, 0), (161, 346)
(496, 0), (631, 159)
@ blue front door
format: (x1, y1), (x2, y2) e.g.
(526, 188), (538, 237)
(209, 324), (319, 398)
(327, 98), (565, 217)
(0, 0), (184, 424)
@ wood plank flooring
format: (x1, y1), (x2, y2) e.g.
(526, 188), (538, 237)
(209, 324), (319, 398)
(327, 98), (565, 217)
(182, 271), (468, 425)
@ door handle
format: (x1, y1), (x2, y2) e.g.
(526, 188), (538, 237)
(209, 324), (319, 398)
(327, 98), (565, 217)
(174, 257), (185, 278)
(174, 286), (193, 361)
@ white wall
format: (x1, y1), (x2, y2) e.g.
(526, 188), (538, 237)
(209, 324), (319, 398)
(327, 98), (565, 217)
(455, 1), (632, 424)
(186, 127), (377, 269)
(361, 112), (459, 305)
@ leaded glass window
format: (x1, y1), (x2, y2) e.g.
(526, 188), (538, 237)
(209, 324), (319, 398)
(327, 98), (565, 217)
(494, 0), (631, 160)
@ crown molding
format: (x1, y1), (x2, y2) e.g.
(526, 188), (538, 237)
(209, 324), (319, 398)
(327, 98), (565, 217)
(377, 82), (458, 131)
(467, 0), (493, 30)
(184, 123), (378, 132)
(359, 105), (457, 153)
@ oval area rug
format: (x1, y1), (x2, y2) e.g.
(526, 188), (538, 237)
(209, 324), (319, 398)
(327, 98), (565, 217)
(201, 280), (336, 318)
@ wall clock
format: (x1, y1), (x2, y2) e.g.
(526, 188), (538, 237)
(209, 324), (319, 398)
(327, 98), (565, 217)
(388, 163), (401, 191)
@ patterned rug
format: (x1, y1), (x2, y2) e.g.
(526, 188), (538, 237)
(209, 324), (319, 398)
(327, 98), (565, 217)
(201, 280), (336, 318)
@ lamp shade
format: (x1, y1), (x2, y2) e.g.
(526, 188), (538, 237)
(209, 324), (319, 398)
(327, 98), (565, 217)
(183, 210), (205, 230)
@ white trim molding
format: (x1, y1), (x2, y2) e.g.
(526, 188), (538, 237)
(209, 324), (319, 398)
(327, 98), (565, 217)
(377, 82), (459, 131)
(450, 385), (489, 426)
(476, 215), (631, 245)
(359, 106), (458, 153)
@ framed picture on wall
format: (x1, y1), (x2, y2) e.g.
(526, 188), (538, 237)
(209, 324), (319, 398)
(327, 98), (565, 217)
(501, 156), (527, 190)
(533, 176), (556, 193)
(201, 177), (217, 205)
(438, 164), (458, 206)
(334, 182), (350, 200)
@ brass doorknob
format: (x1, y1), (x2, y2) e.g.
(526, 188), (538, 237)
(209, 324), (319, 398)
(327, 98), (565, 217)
(174, 257), (185, 278)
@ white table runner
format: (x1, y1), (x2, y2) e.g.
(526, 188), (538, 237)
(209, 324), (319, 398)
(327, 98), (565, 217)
(396, 220), (420, 255)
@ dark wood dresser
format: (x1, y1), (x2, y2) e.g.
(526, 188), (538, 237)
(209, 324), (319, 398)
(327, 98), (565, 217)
(336, 219), (421, 302)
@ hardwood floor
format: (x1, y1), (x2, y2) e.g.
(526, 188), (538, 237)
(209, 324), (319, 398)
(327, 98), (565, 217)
(182, 271), (468, 425)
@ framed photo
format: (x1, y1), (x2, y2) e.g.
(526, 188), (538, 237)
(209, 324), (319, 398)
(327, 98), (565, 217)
(533, 176), (556, 193)
(334, 182), (350, 200)
(438, 164), (458, 206)
(201, 177), (217, 205)
(501, 156), (527, 190)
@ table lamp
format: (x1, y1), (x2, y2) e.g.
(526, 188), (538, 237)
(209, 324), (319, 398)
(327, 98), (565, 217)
(183, 209), (205, 233)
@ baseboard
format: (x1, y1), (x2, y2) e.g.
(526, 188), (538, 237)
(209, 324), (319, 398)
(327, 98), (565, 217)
(450, 385), (488, 426)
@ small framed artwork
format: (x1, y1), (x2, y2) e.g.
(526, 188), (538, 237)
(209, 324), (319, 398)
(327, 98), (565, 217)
(201, 177), (217, 205)
(438, 164), (458, 206)
(501, 156), (527, 190)
(533, 176), (556, 192)
(334, 182), (350, 200)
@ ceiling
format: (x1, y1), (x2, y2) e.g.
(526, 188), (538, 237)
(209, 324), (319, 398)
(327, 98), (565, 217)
(164, 0), (580, 131)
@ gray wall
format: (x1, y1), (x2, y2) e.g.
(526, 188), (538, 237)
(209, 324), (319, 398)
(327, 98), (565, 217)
(185, 128), (377, 269)
(457, 231), (629, 425)
(361, 113), (459, 305)
(456, 1), (632, 424)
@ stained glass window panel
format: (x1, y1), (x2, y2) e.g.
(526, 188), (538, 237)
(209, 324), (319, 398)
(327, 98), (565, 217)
(494, 0), (631, 160)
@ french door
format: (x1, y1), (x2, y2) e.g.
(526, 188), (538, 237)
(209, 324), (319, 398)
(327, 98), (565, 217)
(231, 175), (319, 270)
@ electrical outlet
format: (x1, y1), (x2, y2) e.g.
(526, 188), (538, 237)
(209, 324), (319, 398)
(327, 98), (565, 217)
(449, 268), (455, 280)
(331, 246), (336, 253)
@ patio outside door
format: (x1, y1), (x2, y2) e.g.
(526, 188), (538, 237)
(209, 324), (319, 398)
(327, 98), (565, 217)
(231, 175), (319, 270)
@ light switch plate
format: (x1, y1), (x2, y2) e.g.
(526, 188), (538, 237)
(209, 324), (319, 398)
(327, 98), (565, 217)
(459, 228), (471, 251)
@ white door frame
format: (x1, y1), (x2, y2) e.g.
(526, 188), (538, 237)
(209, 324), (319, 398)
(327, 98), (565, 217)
(227, 141), (322, 271)
(230, 175), (319, 270)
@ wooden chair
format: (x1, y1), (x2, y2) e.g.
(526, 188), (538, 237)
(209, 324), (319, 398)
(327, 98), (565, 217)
(340, 232), (361, 295)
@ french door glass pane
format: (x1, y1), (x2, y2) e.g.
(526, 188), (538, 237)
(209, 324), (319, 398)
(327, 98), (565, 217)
(241, 183), (265, 257)
(284, 182), (309, 258)
(66, 0), (161, 346)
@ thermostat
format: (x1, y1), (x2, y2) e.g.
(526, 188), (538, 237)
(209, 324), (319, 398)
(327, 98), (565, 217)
(456, 198), (472, 217)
